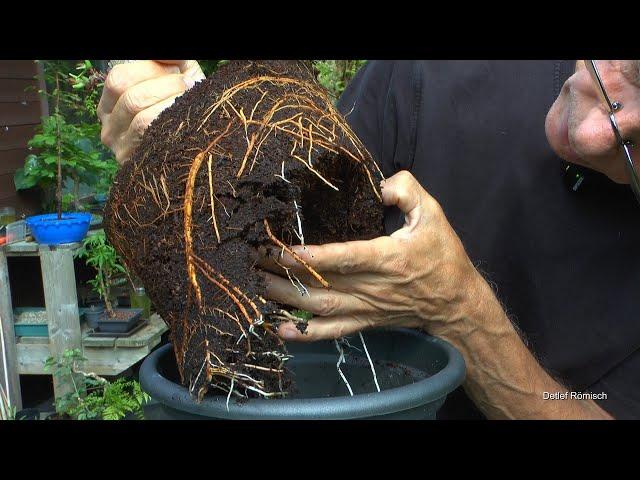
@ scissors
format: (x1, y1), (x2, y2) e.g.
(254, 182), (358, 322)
(584, 59), (640, 206)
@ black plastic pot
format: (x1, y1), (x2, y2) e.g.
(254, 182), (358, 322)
(140, 328), (465, 420)
(97, 308), (143, 333)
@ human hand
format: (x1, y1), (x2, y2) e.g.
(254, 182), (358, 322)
(98, 60), (205, 164)
(546, 60), (640, 184)
(260, 170), (485, 341)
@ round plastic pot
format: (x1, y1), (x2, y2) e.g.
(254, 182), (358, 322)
(25, 212), (91, 245)
(140, 328), (465, 420)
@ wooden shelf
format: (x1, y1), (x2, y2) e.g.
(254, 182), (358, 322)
(16, 314), (168, 375)
(3, 240), (80, 256)
(0, 237), (168, 410)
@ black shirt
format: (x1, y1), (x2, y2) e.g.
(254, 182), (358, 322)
(338, 60), (640, 419)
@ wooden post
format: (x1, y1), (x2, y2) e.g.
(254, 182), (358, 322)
(39, 244), (82, 406)
(0, 248), (23, 411)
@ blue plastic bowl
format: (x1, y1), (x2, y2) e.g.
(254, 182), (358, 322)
(25, 212), (92, 245)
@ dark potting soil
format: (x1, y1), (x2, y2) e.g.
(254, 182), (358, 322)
(104, 60), (384, 401)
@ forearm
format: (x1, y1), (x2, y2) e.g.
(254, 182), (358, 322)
(427, 273), (612, 420)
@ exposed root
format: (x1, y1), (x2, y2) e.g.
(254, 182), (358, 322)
(335, 339), (354, 396)
(184, 122), (234, 306)
(263, 219), (330, 289)
(275, 258), (309, 297)
(359, 332), (380, 393)
(207, 153), (221, 243)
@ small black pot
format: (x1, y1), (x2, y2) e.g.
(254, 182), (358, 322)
(140, 328), (466, 420)
(84, 304), (105, 329)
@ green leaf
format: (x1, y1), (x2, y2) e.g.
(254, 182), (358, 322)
(14, 167), (39, 190)
(291, 309), (313, 321)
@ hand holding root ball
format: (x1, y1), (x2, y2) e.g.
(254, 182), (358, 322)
(98, 60), (205, 164)
(261, 170), (485, 342)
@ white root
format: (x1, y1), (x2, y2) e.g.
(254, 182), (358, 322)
(190, 359), (207, 394)
(275, 160), (291, 184)
(293, 200), (305, 246)
(359, 332), (380, 393)
(248, 318), (263, 339)
(226, 377), (235, 412)
(275, 259), (309, 297)
(340, 336), (361, 352)
(335, 339), (354, 396)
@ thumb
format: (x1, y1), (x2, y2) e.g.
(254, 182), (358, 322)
(382, 171), (438, 235)
(381, 170), (426, 213)
(155, 60), (205, 81)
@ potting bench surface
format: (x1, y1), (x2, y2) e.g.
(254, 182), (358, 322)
(0, 239), (168, 412)
(17, 313), (168, 375)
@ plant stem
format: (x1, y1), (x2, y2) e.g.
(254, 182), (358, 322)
(98, 271), (115, 318)
(55, 72), (62, 220)
(73, 172), (79, 211)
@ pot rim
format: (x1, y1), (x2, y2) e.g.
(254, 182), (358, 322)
(140, 328), (466, 420)
(26, 212), (92, 226)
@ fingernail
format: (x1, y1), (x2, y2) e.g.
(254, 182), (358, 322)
(183, 76), (195, 90)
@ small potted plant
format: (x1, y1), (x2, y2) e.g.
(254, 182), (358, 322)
(24, 70), (92, 244)
(18, 62), (117, 245)
(75, 231), (143, 333)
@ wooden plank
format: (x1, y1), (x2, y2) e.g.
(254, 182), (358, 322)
(0, 78), (40, 103)
(17, 336), (48, 345)
(0, 173), (18, 201)
(5, 241), (80, 256)
(0, 102), (42, 127)
(38, 244), (82, 405)
(15, 342), (50, 373)
(4, 240), (40, 255)
(17, 313), (167, 375)
(17, 339), (162, 376)
(83, 337), (116, 348)
(0, 125), (38, 151)
(0, 148), (30, 175)
(19, 313), (168, 349)
(115, 314), (167, 347)
(0, 248), (23, 410)
(0, 61), (38, 80)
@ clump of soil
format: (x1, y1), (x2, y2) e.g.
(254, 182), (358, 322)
(103, 60), (384, 401)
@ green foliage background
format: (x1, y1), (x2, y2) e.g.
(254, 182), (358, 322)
(14, 60), (365, 214)
(199, 60), (366, 99)
(44, 349), (149, 420)
(14, 60), (118, 212)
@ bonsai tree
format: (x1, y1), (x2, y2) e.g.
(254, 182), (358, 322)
(76, 231), (128, 318)
(14, 61), (117, 213)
